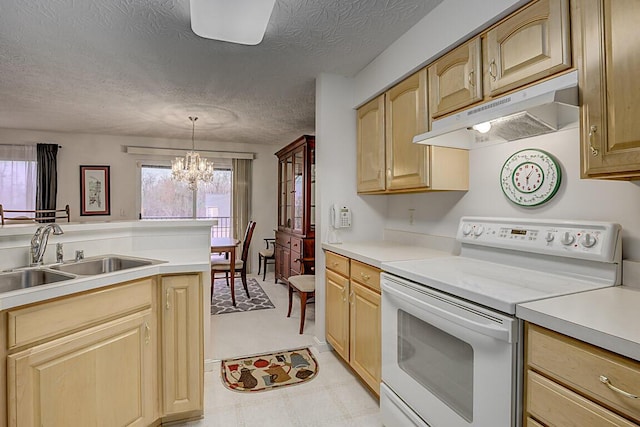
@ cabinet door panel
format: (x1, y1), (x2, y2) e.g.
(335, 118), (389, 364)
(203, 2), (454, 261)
(578, 0), (640, 177)
(161, 275), (202, 415)
(7, 311), (153, 427)
(325, 270), (349, 361)
(484, 0), (571, 97)
(429, 38), (483, 119)
(357, 95), (386, 193)
(349, 282), (381, 396)
(385, 69), (430, 190)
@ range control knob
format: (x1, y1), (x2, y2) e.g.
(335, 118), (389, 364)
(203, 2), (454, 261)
(560, 232), (575, 245)
(473, 225), (485, 237)
(580, 233), (597, 248)
(545, 232), (555, 242)
(462, 224), (473, 236)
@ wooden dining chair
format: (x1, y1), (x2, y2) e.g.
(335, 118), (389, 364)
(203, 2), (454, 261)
(0, 204), (70, 225)
(211, 221), (256, 301)
(287, 258), (315, 334)
(257, 237), (276, 281)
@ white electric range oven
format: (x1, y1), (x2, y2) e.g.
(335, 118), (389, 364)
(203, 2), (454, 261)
(380, 217), (622, 427)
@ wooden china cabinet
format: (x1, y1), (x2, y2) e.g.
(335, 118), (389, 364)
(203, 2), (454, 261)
(274, 135), (315, 285)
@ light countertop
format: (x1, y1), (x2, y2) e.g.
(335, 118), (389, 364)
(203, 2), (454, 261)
(0, 259), (210, 310)
(321, 240), (452, 269)
(517, 286), (640, 361)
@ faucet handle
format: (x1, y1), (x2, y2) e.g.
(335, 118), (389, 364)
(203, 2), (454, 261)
(56, 243), (64, 263)
(75, 250), (84, 261)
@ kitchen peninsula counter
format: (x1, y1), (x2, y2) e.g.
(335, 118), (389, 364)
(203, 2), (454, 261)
(0, 220), (213, 310)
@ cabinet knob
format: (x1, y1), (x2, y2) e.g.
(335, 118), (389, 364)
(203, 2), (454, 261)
(360, 272), (370, 281)
(468, 70), (475, 87)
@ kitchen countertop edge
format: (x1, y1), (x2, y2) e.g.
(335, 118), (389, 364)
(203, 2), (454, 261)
(0, 260), (210, 311)
(321, 241), (452, 269)
(516, 286), (640, 361)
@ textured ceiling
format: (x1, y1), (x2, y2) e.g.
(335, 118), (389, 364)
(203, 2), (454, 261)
(0, 0), (442, 145)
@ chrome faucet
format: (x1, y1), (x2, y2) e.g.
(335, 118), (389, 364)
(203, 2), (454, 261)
(30, 223), (64, 266)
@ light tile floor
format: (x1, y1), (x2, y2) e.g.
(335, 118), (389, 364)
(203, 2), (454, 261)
(178, 272), (382, 427)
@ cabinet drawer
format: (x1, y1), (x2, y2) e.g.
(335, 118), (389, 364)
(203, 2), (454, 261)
(325, 251), (349, 277)
(527, 370), (637, 427)
(290, 237), (302, 253)
(350, 260), (381, 292)
(8, 277), (154, 349)
(525, 418), (544, 427)
(527, 324), (640, 422)
(276, 233), (290, 247)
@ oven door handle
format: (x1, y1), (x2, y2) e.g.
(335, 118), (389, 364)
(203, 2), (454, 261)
(383, 283), (513, 343)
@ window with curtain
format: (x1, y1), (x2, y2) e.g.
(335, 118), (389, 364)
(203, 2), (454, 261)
(0, 144), (37, 211)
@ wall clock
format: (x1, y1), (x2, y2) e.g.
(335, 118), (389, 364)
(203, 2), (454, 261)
(500, 149), (561, 207)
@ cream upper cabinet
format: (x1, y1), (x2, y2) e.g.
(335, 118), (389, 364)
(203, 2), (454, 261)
(357, 95), (386, 192)
(161, 274), (203, 418)
(429, 38), (483, 119)
(356, 67), (468, 194)
(483, 0), (571, 97)
(574, 0), (640, 179)
(7, 311), (155, 427)
(385, 69), (430, 191)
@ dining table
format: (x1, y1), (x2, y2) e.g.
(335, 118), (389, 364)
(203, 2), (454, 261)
(211, 237), (241, 306)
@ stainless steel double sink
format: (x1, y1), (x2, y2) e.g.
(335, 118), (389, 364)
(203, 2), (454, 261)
(0, 255), (162, 294)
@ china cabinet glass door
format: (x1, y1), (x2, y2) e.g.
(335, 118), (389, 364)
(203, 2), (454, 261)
(293, 149), (304, 233)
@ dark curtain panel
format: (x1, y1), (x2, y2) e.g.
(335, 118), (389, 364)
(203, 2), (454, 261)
(36, 143), (58, 222)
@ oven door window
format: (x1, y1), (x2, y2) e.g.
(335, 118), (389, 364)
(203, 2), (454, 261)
(398, 310), (473, 422)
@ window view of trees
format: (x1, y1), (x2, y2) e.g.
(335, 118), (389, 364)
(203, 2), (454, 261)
(140, 166), (232, 222)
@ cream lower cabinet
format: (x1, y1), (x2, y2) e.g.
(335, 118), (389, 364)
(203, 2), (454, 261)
(325, 251), (381, 396)
(525, 323), (640, 426)
(7, 310), (155, 427)
(160, 274), (203, 420)
(2, 274), (203, 427)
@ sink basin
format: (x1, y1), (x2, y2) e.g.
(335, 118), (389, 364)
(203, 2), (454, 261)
(51, 256), (154, 276)
(0, 269), (76, 293)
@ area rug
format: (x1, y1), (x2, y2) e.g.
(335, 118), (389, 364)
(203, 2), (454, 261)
(221, 347), (318, 392)
(211, 277), (275, 315)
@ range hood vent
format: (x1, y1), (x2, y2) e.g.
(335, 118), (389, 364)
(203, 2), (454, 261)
(413, 70), (579, 150)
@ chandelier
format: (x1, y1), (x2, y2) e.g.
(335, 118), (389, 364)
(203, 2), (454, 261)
(171, 116), (214, 191)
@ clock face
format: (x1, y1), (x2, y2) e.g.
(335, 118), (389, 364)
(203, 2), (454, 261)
(500, 149), (561, 207)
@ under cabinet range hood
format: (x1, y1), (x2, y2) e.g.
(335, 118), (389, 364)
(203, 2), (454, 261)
(413, 70), (579, 149)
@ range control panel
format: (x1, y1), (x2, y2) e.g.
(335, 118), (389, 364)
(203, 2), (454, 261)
(457, 217), (621, 262)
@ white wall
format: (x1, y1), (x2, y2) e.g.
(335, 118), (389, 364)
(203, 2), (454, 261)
(0, 128), (280, 272)
(315, 73), (387, 346)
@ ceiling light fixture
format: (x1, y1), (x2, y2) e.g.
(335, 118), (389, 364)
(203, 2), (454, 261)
(171, 116), (214, 191)
(190, 0), (276, 45)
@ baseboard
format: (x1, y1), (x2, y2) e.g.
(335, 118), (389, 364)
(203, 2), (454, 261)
(313, 335), (331, 352)
(204, 358), (217, 371)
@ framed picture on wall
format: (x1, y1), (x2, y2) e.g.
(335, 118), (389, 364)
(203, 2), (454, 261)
(80, 165), (111, 216)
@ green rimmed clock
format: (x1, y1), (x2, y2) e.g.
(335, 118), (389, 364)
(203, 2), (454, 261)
(500, 149), (561, 207)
